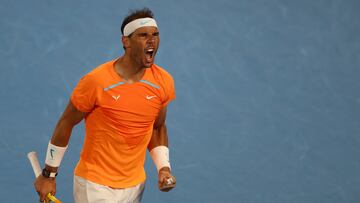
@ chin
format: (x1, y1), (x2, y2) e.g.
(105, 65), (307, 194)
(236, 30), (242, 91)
(144, 61), (154, 68)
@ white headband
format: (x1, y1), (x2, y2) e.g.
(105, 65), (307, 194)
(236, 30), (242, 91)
(123, 17), (158, 36)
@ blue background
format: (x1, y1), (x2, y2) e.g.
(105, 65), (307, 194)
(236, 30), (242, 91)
(0, 0), (360, 202)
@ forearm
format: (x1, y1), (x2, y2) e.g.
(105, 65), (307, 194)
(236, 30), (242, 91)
(148, 123), (169, 151)
(149, 123), (176, 191)
(148, 123), (172, 173)
(44, 120), (74, 172)
(45, 101), (84, 172)
(50, 119), (76, 147)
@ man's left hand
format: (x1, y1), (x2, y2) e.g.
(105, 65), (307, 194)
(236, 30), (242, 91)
(158, 167), (176, 192)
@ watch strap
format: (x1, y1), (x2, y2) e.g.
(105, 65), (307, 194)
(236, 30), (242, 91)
(42, 168), (58, 178)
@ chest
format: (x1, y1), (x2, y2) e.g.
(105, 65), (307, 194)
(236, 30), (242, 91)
(97, 82), (163, 120)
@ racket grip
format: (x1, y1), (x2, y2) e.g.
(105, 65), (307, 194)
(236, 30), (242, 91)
(27, 151), (42, 177)
(27, 151), (63, 203)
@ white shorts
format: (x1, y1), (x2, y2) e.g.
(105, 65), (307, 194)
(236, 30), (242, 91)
(73, 176), (145, 203)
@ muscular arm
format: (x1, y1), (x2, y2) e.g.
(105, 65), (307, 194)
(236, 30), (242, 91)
(45, 101), (85, 172)
(35, 101), (85, 201)
(148, 106), (176, 191)
(148, 106), (168, 151)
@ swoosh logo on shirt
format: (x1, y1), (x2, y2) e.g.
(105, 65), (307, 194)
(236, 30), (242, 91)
(146, 95), (157, 100)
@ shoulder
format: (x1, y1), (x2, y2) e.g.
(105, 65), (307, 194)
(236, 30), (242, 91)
(150, 64), (176, 105)
(150, 64), (174, 83)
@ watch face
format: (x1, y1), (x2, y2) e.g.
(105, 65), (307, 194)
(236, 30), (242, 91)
(42, 168), (50, 177)
(42, 168), (57, 178)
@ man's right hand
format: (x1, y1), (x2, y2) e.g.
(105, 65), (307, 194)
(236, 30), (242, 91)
(34, 175), (56, 202)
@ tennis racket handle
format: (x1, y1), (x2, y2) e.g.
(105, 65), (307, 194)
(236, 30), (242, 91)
(27, 151), (42, 177)
(28, 151), (62, 203)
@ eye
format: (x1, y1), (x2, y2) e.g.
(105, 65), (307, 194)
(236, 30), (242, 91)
(153, 32), (160, 37)
(137, 33), (148, 38)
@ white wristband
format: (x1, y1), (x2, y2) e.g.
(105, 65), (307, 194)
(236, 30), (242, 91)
(45, 142), (67, 167)
(150, 146), (171, 172)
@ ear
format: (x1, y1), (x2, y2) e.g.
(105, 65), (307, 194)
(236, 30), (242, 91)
(122, 36), (130, 49)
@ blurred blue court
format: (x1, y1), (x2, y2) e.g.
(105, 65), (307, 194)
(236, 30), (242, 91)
(0, 0), (360, 202)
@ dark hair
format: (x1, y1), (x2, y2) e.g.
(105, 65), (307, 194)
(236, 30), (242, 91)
(121, 7), (154, 35)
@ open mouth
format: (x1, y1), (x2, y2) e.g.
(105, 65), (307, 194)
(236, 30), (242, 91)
(145, 48), (155, 63)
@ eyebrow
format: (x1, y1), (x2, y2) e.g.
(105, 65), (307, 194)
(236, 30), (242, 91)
(136, 31), (160, 36)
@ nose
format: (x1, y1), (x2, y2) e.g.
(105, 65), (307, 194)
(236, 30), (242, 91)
(147, 35), (156, 44)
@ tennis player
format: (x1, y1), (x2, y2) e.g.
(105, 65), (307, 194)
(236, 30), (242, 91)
(34, 8), (176, 203)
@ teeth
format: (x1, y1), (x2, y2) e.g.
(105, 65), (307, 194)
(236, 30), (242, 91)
(147, 48), (154, 52)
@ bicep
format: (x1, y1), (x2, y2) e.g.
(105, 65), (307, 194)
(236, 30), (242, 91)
(50, 100), (85, 145)
(60, 101), (85, 126)
(154, 106), (167, 129)
(149, 106), (168, 150)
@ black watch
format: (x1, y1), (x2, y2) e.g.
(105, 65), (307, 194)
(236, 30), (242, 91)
(42, 168), (58, 178)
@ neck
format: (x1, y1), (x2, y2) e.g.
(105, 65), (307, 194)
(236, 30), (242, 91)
(114, 54), (147, 83)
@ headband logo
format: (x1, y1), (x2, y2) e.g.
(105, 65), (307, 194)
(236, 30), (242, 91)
(140, 19), (151, 25)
